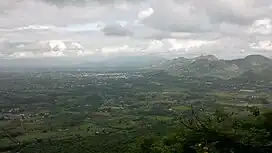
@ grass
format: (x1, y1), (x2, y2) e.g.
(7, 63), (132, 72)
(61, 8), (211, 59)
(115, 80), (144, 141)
(172, 105), (191, 111)
(0, 121), (9, 128)
(16, 131), (61, 142)
(77, 122), (102, 132)
(0, 138), (12, 148)
(147, 116), (173, 121)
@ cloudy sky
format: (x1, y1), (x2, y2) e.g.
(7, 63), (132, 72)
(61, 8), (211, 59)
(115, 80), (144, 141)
(0, 0), (272, 59)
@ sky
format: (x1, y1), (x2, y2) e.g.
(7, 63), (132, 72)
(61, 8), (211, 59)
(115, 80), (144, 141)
(0, 0), (272, 59)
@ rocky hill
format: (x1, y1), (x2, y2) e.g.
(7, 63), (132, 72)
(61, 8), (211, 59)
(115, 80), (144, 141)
(150, 54), (272, 79)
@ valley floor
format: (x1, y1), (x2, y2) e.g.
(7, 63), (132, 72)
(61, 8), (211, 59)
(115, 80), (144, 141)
(0, 70), (271, 153)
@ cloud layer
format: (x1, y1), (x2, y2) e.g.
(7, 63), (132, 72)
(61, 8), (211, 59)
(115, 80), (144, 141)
(0, 0), (272, 59)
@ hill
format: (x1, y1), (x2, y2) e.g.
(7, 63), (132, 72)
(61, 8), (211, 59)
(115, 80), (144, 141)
(228, 55), (272, 71)
(232, 68), (272, 82)
(150, 54), (272, 79)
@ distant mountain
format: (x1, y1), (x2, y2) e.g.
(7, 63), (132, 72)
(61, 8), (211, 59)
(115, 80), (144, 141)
(148, 57), (190, 70)
(150, 54), (272, 79)
(228, 55), (272, 71)
(78, 55), (166, 71)
(193, 55), (218, 61)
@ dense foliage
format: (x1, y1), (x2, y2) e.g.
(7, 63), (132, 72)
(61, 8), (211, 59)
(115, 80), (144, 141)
(133, 107), (272, 153)
(1, 55), (272, 153)
(6, 107), (272, 153)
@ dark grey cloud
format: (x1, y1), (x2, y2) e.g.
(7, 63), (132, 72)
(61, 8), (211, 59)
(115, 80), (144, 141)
(102, 24), (133, 36)
(41, 0), (146, 6)
(141, 0), (214, 33)
(0, 0), (114, 28)
(142, 32), (172, 40)
(142, 0), (272, 33)
(41, 0), (89, 6)
(201, 0), (272, 26)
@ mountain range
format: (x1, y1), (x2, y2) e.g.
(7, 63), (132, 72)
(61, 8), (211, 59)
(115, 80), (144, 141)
(149, 54), (272, 80)
(1, 52), (272, 81)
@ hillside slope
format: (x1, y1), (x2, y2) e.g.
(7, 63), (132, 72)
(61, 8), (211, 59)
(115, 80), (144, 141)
(150, 54), (272, 79)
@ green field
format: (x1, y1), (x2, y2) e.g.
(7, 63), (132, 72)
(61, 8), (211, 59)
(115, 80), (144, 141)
(0, 70), (271, 153)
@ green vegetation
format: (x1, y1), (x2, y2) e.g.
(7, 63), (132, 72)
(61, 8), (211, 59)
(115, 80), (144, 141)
(0, 55), (272, 153)
(131, 107), (272, 153)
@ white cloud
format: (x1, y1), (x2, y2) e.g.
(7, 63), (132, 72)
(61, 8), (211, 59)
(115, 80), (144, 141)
(138, 7), (154, 20)
(248, 18), (272, 35)
(146, 40), (164, 51)
(99, 45), (132, 56)
(9, 52), (36, 58)
(70, 42), (84, 50)
(1, 0), (272, 60)
(250, 40), (272, 50)
(48, 40), (67, 52)
(16, 25), (56, 31)
(167, 39), (216, 52)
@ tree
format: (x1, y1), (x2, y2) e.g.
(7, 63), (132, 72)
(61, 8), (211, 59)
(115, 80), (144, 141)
(135, 106), (272, 153)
